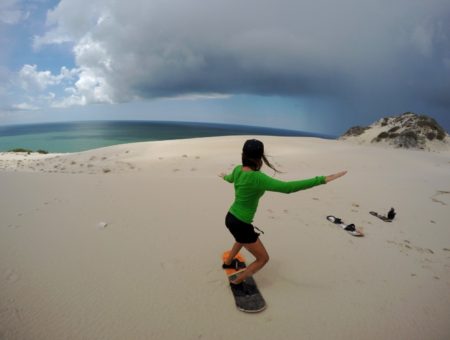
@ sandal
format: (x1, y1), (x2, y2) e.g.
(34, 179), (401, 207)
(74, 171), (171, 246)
(327, 215), (364, 237)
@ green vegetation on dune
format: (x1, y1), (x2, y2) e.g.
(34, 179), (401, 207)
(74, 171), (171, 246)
(7, 148), (49, 154)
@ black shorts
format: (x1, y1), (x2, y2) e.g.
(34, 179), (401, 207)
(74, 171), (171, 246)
(225, 212), (259, 244)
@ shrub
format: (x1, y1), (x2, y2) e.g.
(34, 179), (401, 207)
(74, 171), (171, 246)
(401, 131), (418, 140)
(426, 132), (436, 141)
(417, 117), (438, 129)
(37, 150), (48, 154)
(417, 115), (446, 136)
(343, 126), (369, 137)
(437, 131), (446, 141)
(9, 148), (32, 153)
(388, 133), (399, 139)
(396, 130), (419, 148)
(388, 126), (400, 133)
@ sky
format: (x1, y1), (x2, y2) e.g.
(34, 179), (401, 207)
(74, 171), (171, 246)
(0, 0), (449, 136)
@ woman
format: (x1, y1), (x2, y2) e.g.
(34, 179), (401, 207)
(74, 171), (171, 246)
(219, 139), (347, 285)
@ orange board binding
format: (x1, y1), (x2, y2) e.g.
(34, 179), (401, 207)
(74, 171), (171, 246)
(222, 250), (246, 279)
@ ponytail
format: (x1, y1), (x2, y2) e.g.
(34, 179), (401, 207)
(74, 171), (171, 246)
(242, 152), (281, 174)
(262, 154), (282, 174)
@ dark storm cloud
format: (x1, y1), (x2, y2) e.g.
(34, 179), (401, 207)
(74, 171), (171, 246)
(33, 0), (450, 128)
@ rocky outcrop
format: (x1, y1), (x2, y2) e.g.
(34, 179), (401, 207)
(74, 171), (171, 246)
(340, 112), (449, 150)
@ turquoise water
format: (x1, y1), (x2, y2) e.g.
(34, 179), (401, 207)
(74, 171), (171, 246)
(0, 121), (334, 153)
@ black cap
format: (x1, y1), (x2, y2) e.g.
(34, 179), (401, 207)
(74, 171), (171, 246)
(243, 139), (264, 158)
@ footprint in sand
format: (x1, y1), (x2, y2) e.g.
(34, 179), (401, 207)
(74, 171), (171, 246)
(4, 270), (20, 283)
(173, 168), (180, 172)
(389, 239), (435, 255)
(266, 210), (276, 220)
(430, 190), (450, 206)
(182, 154), (188, 158)
(351, 203), (360, 213)
(97, 222), (108, 229)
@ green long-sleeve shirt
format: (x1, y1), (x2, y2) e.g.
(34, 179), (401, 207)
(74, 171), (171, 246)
(224, 165), (326, 224)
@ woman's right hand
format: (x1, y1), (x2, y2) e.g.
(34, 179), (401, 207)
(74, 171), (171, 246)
(325, 171), (347, 183)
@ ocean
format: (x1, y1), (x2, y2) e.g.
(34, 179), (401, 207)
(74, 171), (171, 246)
(0, 120), (335, 153)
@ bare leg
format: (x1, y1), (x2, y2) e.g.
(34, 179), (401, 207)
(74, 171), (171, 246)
(225, 242), (243, 265)
(231, 239), (269, 284)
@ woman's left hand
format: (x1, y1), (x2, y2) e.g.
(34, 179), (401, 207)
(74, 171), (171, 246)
(325, 171), (347, 183)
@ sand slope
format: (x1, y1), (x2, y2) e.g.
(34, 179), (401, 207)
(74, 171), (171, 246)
(1, 136), (449, 340)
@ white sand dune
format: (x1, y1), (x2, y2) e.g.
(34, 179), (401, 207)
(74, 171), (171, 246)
(1, 136), (449, 340)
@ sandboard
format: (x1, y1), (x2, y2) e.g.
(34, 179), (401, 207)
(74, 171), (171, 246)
(222, 251), (266, 313)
